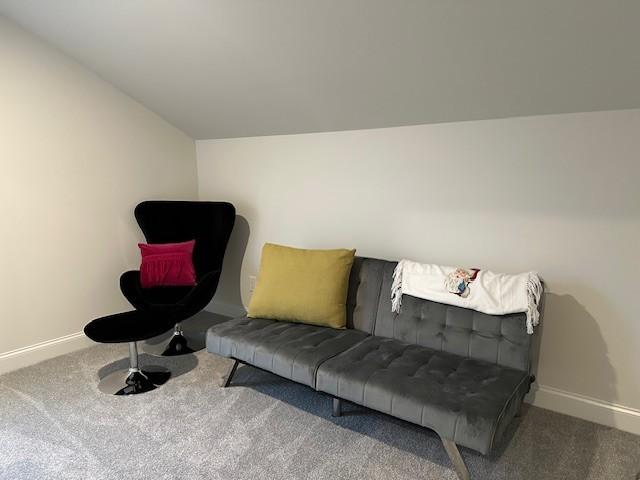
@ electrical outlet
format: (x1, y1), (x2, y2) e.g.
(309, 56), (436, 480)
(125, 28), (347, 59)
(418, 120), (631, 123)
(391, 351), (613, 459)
(249, 275), (257, 293)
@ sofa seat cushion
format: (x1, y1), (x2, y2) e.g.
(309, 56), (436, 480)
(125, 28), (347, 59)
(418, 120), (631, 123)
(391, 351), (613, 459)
(316, 336), (530, 454)
(206, 316), (369, 387)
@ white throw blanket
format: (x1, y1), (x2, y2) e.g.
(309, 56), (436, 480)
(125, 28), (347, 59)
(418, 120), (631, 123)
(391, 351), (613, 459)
(391, 260), (543, 334)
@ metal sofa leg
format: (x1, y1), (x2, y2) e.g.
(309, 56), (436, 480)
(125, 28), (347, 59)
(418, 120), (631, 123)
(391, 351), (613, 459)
(332, 397), (342, 417)
(223, 359), (239, 388)
(441, 437), (470, 480)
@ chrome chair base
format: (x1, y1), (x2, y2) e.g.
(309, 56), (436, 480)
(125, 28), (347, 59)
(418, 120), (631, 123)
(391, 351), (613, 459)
(98, 366), (171, 395)
(97, 341), (171, 395)
(142, 322), (201, 356)
(142, 331), (196, 356)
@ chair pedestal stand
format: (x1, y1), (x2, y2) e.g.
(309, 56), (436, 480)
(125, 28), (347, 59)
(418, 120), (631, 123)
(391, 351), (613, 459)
(142, 323), (197, 357)
(98, 342), (171, 395)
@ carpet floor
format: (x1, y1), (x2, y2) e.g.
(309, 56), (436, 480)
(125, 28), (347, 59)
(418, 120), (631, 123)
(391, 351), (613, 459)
(0, 343), (638, 480)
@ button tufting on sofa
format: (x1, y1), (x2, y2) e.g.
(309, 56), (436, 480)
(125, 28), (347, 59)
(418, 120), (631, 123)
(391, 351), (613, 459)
(206, 256), (539, 480)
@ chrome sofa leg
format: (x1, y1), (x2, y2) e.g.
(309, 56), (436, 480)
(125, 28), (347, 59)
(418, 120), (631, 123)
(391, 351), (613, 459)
(223, 359), (239, 388)
(332, 397), (342, 417)
(441, 437), (470, 480)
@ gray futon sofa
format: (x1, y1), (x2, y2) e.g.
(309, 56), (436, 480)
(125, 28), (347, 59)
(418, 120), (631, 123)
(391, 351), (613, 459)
(206, 257), (540, 480)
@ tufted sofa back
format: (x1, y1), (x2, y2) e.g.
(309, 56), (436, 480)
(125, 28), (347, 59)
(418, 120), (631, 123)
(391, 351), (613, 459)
(346, 257), (534, 373)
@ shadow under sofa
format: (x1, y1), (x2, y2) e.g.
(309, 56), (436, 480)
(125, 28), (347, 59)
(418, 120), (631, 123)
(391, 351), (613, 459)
(206, 257), (538, 480)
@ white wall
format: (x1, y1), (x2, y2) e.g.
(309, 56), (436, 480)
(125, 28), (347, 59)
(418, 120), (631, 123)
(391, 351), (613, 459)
(197, 109), (640, 433)
(0, 18), (197, 371)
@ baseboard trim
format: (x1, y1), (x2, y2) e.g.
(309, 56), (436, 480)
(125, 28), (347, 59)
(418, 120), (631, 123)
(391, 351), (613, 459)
(3, 328), (638, 437)
(201, 303), (640, 436)
(0, 332), (93, 375)
(526, 384), (640, 435)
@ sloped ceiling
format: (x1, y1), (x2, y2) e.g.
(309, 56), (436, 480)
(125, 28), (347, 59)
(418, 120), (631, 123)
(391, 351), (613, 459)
(1, 1), (639, 139)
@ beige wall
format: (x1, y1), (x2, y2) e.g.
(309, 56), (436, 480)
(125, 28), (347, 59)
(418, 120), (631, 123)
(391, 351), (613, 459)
(0, 19), (197, 367)
(197, 109), (640, 432)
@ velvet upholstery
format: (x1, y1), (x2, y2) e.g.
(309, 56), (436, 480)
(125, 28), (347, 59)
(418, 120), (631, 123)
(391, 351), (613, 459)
(206, 256), (539, 457)
(207, 316), (368, 387)
(86, 201), (235, 350)
(84, 311), (177, 343)
(138, 239), (196, 288)
(373, 260), (532, 372)
(121, 201), (235, 323)
(315, 336), (530, 454)
(345, 257), (386, 333)
(135, 201), (235, 279)
(120, 269), (223, 320)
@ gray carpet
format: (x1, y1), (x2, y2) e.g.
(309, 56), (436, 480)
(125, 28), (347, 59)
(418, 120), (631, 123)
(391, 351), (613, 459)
(1, 344), (638, 480)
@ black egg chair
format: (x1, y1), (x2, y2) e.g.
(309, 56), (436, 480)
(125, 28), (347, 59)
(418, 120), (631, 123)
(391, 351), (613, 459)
(119, 200), (236, 356)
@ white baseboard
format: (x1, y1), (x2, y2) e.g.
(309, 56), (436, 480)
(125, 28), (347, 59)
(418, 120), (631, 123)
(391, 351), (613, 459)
(202, 302), (640, 436)
(526, 384), (640, 436)
(204, 302), (640, 436)
(3, 327), (639, 437)
(0, 332), (93, 375)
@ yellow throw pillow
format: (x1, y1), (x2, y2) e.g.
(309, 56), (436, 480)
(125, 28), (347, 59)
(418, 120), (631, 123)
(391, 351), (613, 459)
(248, 243), (356, 329)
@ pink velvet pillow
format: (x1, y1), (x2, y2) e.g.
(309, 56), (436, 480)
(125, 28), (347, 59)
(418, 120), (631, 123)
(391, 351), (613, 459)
(138, 240), (197, 288)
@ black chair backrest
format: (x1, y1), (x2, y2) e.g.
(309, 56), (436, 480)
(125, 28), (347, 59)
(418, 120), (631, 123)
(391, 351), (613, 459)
(134, 201), (236, 280)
